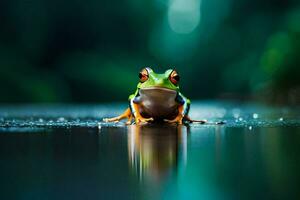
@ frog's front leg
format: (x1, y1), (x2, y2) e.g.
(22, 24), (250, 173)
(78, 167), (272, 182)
(131, 102), (153, 124)
(103, 108), (132, 123)
(165, 104), (184, 124)
(165, 93), (188, 124)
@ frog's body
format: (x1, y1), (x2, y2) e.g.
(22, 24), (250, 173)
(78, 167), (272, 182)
(132, 87), (187, 120)
(104, 68), (205, 125)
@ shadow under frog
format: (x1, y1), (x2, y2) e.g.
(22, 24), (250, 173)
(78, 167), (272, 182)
(127, 124), (189, 183)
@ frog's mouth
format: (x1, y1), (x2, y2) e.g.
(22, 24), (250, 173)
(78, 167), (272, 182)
(139, 86), (177, 97)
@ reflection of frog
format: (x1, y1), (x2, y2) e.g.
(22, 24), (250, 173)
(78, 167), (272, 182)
(127, 124), (187, 182)
(104, 68), (206, 124)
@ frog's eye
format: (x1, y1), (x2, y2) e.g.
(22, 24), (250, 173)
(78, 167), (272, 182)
(139, 68), (149, 83)
(169, 70), (180, 85)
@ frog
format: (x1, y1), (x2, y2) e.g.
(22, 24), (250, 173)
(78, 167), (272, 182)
(103, 67), (206, 125)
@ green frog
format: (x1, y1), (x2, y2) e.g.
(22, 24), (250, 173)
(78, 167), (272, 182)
(104, 68), (206, 125)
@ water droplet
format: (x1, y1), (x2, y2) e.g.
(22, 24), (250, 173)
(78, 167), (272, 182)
(253, 113), (258, 119)
(57, 117), (65, 122)
(232, 108), (240, 118)
(279, 117), (283, 121)
(238, 117), (243, 121)
(248, 126), (252, 130)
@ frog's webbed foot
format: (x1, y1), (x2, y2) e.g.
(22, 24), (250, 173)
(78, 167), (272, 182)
(103, 108), (132, 123)
(135, 116), (154, 124)
(164, 116), (184, 125)
(164, 105), (184, 124)
(184, 115), (207, 124)
(165, 112), (184, 125)
(103, 116), (121, 123)
(125, 115), (133, 125)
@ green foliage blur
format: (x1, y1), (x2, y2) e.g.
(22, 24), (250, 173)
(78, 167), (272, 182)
(0, 0), (299, 104)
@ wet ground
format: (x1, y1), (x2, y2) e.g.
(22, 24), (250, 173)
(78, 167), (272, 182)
(0, 101), (300, 200)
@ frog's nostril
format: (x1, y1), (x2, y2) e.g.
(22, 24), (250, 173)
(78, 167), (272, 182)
(155, 80), (164, 86)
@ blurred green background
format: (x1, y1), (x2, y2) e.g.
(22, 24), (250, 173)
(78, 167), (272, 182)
(0, 0), (299, 104)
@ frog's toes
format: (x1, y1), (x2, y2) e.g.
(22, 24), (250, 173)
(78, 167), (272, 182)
(103, 117), (119, 123)
(103, 118), (109, 122)
(144, 117), (154, 122)
(164, 118), (183, 125)
(193, 120), (207, 124)
(135, 117), (154, 124)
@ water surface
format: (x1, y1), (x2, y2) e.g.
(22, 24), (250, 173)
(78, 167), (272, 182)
(0, 102), (299, 200)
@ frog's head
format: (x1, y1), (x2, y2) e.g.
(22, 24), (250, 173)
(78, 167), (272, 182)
(137, 67), (180, 91)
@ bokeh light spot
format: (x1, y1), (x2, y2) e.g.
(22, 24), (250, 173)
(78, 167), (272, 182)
(168, 0), (201, 34)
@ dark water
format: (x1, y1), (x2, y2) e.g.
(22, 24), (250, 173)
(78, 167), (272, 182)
(0, 102), (300, 200)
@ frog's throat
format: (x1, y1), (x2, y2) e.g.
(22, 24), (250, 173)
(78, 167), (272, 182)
(135, 87), (179, 119)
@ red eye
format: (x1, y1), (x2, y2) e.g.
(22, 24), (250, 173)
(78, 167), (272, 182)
(139, 68), (149, 83)
(169, 70), (180, 85)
